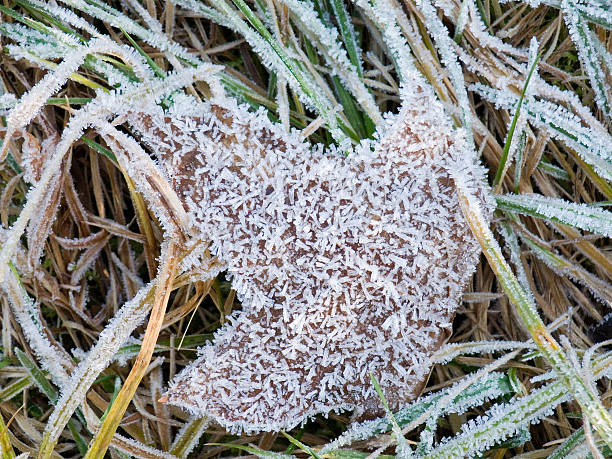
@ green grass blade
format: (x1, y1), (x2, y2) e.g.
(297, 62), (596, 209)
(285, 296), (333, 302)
(370, 373), (412, 456)
(14, 347), (58, 404)
(493, 43), (540, 187)
(538, 160), (570, 181)
(280, 432), (322, 459)
(209, 442), (294, 458)
(456, 178), (612, 450)
(548, 427), (585, 458)
(0, 377), (32, 403)
(329, 0), (362, 76)
(322, 372), (512, 453)
(120, 28), (165, 79)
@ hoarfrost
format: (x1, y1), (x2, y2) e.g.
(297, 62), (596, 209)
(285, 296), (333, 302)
(562, 0), (611, 120)
(471, 83), (612, 181)
(430, 382), (571, 458)
(416, 0), (474, 148)
(135, 74), (492, 432)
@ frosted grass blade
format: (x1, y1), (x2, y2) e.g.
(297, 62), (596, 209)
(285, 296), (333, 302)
(0, 376), (32, 402)
(370, 373), (412, 457)
(426, 346), (612, 459)
(455, 175), (612, 449)
(519, 236), (612, 304)
(471, 84), (612, 181)
(493, 39), (539, 188)
(534, 0), (612, 30)
(321, 372), (513, 453)
(495, 193), (612, 237)
(170, 417), (210, 458)
(562, 2), (611, 120)
(416, 0), (474, 148)
(14, 347), (58, 404)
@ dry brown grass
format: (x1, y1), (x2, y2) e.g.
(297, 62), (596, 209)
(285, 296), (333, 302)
(0, 0), (611, 457)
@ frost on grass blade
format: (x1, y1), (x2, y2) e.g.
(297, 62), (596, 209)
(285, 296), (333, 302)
(125, 76), (495, 433)
(353, 0), (415, 85)
(416, 0), (474, 148)
(562, 1), (611, 120)
(428, 381), (571, 458)
(278, 0), (382, 125)
(495, 193), (612, 237)
(321, 371), (513, 453)
(471, 83), (612, 181)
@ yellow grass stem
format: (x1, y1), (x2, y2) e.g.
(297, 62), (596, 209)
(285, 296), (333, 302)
(84, 241), (181, 459)
(123, 171), (159, 280)
(0, 411), (16, 459)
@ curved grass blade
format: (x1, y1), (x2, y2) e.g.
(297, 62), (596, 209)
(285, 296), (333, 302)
(209, 443), (294, 458)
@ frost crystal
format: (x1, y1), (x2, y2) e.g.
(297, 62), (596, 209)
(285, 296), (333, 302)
(123, 76), (492, 434)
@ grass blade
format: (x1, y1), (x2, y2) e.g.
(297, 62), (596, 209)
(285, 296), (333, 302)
(495, 193), (612, 237)
(84, 242), (180, 459)
(493, 40), (540, 188)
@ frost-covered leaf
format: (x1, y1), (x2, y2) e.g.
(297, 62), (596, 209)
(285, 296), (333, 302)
(140, 78), (491, 432)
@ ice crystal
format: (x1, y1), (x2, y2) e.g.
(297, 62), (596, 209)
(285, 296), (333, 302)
(117, 75), (494, 432)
